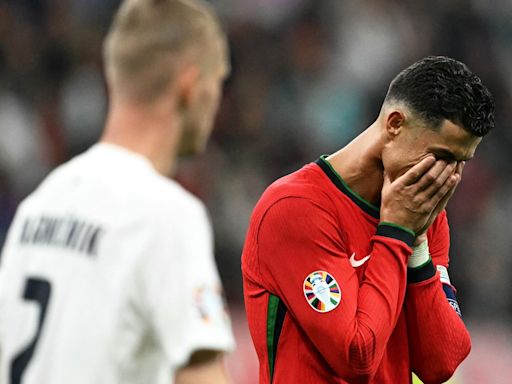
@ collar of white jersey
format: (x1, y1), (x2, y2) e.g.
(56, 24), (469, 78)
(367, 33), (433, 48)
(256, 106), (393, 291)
(88, 143), (155, 173)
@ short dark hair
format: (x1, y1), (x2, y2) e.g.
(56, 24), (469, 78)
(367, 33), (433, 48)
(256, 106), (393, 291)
(385, 56), (495, 137)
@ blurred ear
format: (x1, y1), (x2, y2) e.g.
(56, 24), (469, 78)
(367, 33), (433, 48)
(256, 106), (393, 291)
(385, 110), (406, 139)
(176, 64), (200, 111)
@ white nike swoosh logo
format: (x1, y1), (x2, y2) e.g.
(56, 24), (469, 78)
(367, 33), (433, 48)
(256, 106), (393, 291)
(349, 252), (371, 268)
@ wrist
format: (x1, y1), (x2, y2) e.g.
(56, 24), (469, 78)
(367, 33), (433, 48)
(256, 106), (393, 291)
(376, 222), (415, 248)
(414, 233), (427, 246)
(408, 239), (431, 268)
(378, 221), (415, 237)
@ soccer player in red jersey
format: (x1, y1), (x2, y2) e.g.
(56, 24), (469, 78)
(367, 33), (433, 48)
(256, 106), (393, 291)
(242, 56), (495, 384)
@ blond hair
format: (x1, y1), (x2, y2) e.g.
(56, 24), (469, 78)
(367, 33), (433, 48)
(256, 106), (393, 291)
(103, 0), (226, 102)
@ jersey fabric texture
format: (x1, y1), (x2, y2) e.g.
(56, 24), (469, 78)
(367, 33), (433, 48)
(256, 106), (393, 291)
(242, 157), (470, 384)
(0, 143), (234, 384)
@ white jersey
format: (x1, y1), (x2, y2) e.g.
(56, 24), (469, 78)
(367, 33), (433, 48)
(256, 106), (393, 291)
(0, 143), (234, 384)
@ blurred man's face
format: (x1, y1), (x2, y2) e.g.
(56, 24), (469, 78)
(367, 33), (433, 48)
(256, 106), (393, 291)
(382, 118), (482, 182)
(178, 43), (228, 156)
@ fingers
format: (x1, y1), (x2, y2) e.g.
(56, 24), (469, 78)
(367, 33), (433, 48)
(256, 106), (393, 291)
(456, 161), (465, 177)
(430, 173), (460, 207)
(414, 165), (462, 237)
(414, 160), (452, 191)
(400, 156), (436, 186)
(423, 162), (457, 197)
(433, 173), (460, 213)
(382, 156), (463, 235)
(416, 177), (459, 236)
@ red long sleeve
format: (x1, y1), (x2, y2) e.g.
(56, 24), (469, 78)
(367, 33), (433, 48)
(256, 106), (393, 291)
(406, 211), (471, 384)
(255, 197), (413, 382)
(406, 274), (471, 383)
(242, 161), (470, 384)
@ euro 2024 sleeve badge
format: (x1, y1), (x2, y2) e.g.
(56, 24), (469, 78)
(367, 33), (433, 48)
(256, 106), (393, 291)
(303, 271), (341, 313)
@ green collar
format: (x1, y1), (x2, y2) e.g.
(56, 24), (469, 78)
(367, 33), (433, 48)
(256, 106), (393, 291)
(316, 155), (380, 219)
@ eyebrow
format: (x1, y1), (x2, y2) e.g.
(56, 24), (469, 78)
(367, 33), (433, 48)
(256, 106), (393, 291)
(431, 148), (473, 162)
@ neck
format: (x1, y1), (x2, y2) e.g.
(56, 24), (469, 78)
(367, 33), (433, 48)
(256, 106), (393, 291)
(101, 98), (182, 176)
(327, 122), (385, 207)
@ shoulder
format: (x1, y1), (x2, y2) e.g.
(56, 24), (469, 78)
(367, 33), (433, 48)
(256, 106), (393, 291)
(109, 164), (209, 238)
(253, 162), (336, 220)
(145, 174), (207, 223)
(248, 168), (341, 245)
(15, 155), (81, 211)
(20, 148), (208, 229)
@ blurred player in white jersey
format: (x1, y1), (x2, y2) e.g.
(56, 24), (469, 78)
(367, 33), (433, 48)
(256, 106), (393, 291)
(0, 0), (234, 383)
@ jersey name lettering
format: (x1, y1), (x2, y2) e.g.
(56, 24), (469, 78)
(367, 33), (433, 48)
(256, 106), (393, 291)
(19, 215), (104, 257)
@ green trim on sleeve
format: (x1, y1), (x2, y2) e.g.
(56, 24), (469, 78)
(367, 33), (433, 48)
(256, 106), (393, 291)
(266, 293), (287, 382)
(267, 294), (279, 380)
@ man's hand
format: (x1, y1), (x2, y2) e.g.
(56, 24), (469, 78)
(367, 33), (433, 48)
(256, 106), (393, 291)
(414, 161), (464, 244)
(380, 157), (459, 235)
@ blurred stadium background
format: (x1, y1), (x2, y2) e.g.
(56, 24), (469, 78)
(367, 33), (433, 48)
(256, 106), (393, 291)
(1, 0), (511, 382)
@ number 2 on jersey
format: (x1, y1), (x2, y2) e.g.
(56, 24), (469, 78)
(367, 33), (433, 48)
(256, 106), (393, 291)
(10, 278), (51, 384)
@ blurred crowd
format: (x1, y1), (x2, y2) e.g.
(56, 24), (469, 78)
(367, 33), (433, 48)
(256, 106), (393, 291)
(1, 0), (511, 335)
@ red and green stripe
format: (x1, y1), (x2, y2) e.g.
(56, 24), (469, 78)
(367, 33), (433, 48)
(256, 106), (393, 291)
(267, 293), (287, 382)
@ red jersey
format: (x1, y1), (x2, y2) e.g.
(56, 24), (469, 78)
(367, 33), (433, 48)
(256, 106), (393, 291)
(242, 157), (470, 384)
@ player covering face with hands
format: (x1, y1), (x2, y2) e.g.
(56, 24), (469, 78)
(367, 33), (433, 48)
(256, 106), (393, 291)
(0, 1), (234, 384)
(242, 56), (494, 383)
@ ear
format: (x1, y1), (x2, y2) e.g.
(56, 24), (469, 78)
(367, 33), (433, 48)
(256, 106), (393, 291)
(385, 110), (406, 138)
(176, 64), (200, 111)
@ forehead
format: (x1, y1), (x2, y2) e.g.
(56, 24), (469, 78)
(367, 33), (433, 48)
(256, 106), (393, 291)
(420, 120), (482, 162)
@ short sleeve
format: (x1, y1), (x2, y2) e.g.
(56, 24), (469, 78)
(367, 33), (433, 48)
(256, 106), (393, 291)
(140, 201), (235, 368)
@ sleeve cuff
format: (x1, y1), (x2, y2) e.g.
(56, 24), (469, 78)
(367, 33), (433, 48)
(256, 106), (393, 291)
(407, 260), (436, 283)
(376, 222), (415, 248)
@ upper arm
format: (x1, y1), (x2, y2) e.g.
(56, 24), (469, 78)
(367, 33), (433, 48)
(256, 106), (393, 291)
(257, 197), (359, 338)
(256, 197), (358, 374)
(256, 196), (412, 378)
